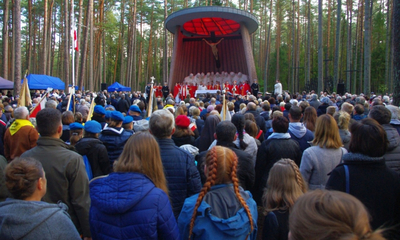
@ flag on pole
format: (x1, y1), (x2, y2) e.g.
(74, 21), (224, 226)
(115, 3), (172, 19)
(86, 98), (95, 122)
(29, 96), (47, 118)
(73, 29), (79, 51)
(18, 75), (32, 108)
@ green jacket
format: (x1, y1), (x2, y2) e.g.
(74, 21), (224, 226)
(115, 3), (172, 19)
(21, 137), (91, 237)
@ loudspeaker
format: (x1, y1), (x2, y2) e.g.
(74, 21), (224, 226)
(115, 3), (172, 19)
(337, 83), (345, 95)
(101, 83), (107, 91)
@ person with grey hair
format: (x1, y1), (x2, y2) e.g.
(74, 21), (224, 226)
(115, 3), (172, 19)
(149, 109), (201, 219)
(77, 99), (89, 119)
(386, 105), (400, 135)
(309, 94), (321, 111)
(4, 107), (38, 162)
(45, 99), (58, 109)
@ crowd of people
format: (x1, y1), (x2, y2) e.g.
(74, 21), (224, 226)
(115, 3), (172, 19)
(0, 86), (399, 240)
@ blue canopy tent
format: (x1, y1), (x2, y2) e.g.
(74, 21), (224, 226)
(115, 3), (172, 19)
(0, 77), (14, 89)
(21, 74), (65, 90)
(108, 82), (131, 92)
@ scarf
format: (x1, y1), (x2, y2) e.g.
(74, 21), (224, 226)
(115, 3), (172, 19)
(9, 119), (35, 136)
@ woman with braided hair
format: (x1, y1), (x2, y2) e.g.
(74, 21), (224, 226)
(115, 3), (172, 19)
(261, 159), (307, 240)
(178, 146), (258, 239)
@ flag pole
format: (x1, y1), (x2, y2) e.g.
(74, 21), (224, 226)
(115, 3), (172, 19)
(147, 77), (155, 118)
(71, 2), (75, 93)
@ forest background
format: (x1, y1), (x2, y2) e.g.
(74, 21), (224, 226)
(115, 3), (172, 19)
(0, 0), (399, 100)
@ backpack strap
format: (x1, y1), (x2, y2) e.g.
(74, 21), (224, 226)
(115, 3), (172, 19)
(344, 165), (350, 193)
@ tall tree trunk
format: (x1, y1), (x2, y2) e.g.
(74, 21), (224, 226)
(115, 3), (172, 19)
(79, 1), (91, 90)
(346, 0), (353, 92)
(132, 0), (137, 89)
(385, 0), (391, 90)
(163, 0), (168, 84)
(47, 0), (54, 75)
(291, 0), (295, 93)
(389, 0), (394, 92)
(41, 0), (48, 74)
(364, 0), (372, 94)
(296, 0), (300, 92)
(276, 0), (282, 81)
(264, 0), (273, 91)
(64, 0), (70, 91)
(13, 0), (22, 96)
(119, 0), (125, 85)
(306, 0), (311, 85)
(27, 0), (33, 73)
(318, 0), (324, 93)
(75, 0), (83, 82)
(146, 4), (155, 82)
(2, 0), (10, 80)
(326, 0), (331, 80)
(393, 0), (400, 105)
(333, 0), (341, 91)
(89, 0), (94, 91)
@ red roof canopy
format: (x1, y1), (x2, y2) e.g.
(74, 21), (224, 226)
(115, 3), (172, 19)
(183, 17), (240, 36)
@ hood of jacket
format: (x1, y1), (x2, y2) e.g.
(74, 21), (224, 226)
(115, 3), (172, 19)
(75, 137), (104, 155)
(288, 122), (307, 138)
(0, 199), (69, 239)
(90, 172), (155, 214)
(383, 124), (400, 151)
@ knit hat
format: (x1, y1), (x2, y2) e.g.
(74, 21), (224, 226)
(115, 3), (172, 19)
(110, 111), (124, 121)
(94, 105), (106, 115)
(70, 122), (84, 130)
(129, 105), (141, 113)
(84, 120), (102, 134)
(123, 116), (133, 125)
(175, 115), (190, 128)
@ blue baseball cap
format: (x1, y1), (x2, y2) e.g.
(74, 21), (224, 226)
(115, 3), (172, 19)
(123, 116), (133, 125)
(70, 122), (84, 130)
(110, 111), (124, 121)
(129, 105), (141, 113)
(94, 105), (106, 115)
(84, 120), (102, 134)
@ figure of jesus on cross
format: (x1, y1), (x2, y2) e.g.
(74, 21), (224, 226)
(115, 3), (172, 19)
(203, 38), (224, 60)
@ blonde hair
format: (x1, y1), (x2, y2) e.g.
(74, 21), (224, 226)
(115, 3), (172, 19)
(312, 114), (342, 149)
(303, 107), (317, 132)
(341, 102), (354, 115)
(289, 190), (385, 240)
(114, 132), (168, 195)
(334, 111), (351, 130)
(188, 146), (254, 239)
(263, 159), (307, 215)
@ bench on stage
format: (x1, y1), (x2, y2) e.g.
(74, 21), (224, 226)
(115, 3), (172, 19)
(195, 90), (219, 97)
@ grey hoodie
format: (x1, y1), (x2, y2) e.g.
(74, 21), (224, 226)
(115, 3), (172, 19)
(0, 199), (81, 240)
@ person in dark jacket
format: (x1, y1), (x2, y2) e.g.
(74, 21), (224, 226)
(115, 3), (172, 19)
(61, 111), (74, 142)
(196, 115), (221, 152)
(316, 97), (330, 116)
(90, 132), (179, 240)
(309, 94), (321, 111)
(116, 94), (130, 113)
(288, 106), (314, 153)
(21, 108), (91, 239)
(75, 120), (110, 177)
(387, 105), (400, 135)
(172, 115), (196, 147)
(0, 157), (81, 240)
(369, 105), (400, 174)
(326, 118), (400, 239)
(196, 121), (255, 190)
(99, 111), (133, 169)
(162, 82), (170, 99)
(253, 116), (302, 205)
(149, 109), (202, 219)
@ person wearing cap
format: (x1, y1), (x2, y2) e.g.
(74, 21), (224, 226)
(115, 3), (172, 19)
(69, 122), (84, 146)
(91, 105), (107, 129)
(172, 115), (195, 147)
(122, 116), (134, 133)
(75, 120), (110, 176)
(99, 111), (133, 169)
(128, 105), (142, 121)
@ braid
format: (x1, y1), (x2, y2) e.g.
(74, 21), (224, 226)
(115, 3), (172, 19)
(188, 147), (218, 239)
(232, 114), (248, 150)
(287, 159), (307, 193)
(230, 152), (254, 235)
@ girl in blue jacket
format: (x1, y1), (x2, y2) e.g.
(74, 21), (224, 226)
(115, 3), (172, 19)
(89, 132), (179, 240)
(178, 146), (258, 240)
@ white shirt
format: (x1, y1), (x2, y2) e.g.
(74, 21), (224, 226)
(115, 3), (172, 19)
(274, 82), (282, 95)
